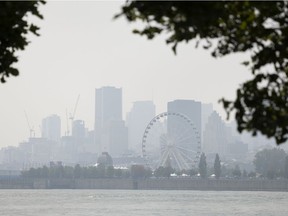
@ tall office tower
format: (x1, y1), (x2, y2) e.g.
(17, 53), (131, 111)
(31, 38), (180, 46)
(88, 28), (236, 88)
(108, 120), (128, 157)
(95, 86), (122, 129)
(167, 100), (202, 144)
(202, 111), (229, 156)
(72, 120), (86, 140)
(201, 103), (213, 140)
(126, 101), (156, 154)
(95, 86), (122, 153)
(225, 125), (248, 157)
(42, 114), (61, 142)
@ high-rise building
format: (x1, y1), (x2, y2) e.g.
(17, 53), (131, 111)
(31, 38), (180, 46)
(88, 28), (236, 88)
(167, 100), (202, 143)
(41, 115), (61, 142)
(95, 86), (122, 129)
(126, 101), (156, 154)
(72, 120), (86, 140)
(201, 103), (213, 139)
(225, 122), (248, 157)
(202, 111), (229, 156)
(108, 120), (128, 157)
(94, 86), (123, 154)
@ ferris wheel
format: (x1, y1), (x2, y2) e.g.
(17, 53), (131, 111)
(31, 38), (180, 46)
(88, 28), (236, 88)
(142, 112), (201, 171)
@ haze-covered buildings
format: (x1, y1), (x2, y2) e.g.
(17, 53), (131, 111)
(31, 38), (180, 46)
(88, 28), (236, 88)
(0, 87), (267, 171)
(203, 111), (229, 156)
(72, 120), (86, 141)
(108, 120), (128, 157)
(201, 103), (213, 140)
(126, 101), (156, 154)
(202, 111), (248, 161)
(41, 114), (61, 142)
(168, 100), (202, 138)
(94, 86), (128, 156)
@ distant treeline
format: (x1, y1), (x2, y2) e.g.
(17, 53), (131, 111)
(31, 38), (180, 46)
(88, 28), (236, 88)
(21, 164), (177, 179)
(21, 148), (288, 180)
(21, 164), (255, 180)
(22, 164), (130, 179)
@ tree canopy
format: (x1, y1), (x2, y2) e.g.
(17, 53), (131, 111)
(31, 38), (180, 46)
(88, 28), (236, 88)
(254, 148), (287, 178)
(0, 1), (45, 83)
(198, 153), (207, 179)
(214, 154), (221, 179)
(117, 1), (288, 144)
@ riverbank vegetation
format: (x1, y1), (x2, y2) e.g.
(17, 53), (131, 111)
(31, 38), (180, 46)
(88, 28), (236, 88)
(21, 149), (288, 180)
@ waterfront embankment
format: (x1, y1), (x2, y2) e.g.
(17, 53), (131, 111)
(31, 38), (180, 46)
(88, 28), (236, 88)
(1, 178), (288, 191)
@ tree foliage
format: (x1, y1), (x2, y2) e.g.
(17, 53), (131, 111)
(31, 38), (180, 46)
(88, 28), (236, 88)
(154, 166), (174, 178)
(198, 153), (207, 179)
(117, 1), (288, 144)
(213, 154), (221, 179)
(131, 164), (152, 179)
(21, 164), (131, 179)
(0, 1), (45, 83)
(232, 165), (242, 178)
(254, 148), (287, 178)
(284, 156), (288, 179)
(242, 170), (248, 178)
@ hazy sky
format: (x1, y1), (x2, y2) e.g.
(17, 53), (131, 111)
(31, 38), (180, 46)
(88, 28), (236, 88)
(0, 1), (252, 148)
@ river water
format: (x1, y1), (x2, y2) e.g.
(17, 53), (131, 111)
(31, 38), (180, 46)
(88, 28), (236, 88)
(0, 190), (287, 216)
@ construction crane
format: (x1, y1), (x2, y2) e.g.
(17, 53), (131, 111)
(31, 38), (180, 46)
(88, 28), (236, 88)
(68, 94), (80, 136)
(24, 110), (35, 138)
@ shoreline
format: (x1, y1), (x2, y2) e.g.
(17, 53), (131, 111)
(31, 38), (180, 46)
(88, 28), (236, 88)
(1, 178), (288, 192)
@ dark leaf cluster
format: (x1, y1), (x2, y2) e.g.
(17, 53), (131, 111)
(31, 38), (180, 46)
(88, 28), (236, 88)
(0, 1), (45, 83)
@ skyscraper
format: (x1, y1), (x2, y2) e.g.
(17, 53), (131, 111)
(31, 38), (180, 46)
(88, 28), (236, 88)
(72, 120), (86, 140)
(108, 120), (128, 157)
(202, 111), (229, 156)
(201, 103), (213, 140)
(95, 86), (122, 129)
(41, 114), (61, 142)
(94, 86), (123, 154)
(167, 100), (202, 143)
(126, 101), (156, 154)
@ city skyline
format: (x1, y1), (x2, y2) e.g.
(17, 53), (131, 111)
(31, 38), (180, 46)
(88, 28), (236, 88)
(0, 1), (252, 148)
(0, 91), (251, 170)
(1, 86), (233, 149)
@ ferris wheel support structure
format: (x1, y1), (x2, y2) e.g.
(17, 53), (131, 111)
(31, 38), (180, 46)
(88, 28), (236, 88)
(142, 112), (201, 171)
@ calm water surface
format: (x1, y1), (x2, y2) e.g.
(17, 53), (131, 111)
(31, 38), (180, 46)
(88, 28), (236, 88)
(0, 190), (287, 216)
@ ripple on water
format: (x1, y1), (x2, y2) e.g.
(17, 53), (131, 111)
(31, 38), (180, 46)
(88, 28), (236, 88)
(0, 190), (288, 216)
